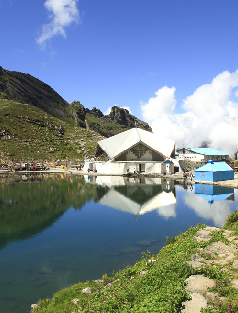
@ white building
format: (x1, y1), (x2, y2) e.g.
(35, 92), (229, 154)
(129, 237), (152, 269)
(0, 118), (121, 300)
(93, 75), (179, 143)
(83, 128), (178, 175)
(177, 148), (229, 163)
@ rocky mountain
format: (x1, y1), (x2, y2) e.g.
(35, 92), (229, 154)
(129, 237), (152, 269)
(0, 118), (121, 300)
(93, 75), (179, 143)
(71, 101), (152, 137)
(107, 106), (152, 130)
(0, 66), (70, 120)
(0, 98), (104, 163)
(0, 66), (152, 138)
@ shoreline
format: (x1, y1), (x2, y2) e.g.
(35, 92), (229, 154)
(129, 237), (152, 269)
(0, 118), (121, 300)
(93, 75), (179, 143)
(1, 168), (238, 189)
(31, 213), (238, 313)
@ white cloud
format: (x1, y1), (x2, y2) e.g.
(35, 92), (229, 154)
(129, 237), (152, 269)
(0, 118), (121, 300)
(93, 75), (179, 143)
(141, 86), (176, 124)
(141, 70), (238, 154)
(104, 107), (112, 115)
(37, 0), (80, 47)
(157, 204), (176, 219)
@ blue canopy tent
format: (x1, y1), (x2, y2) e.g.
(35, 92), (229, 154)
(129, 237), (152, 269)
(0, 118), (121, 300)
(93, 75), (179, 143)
(195, 184), (234, 205)
(195, 160), (234, 182)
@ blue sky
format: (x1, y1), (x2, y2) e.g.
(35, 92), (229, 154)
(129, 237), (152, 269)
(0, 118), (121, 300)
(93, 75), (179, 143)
(1, 0), (238, 153)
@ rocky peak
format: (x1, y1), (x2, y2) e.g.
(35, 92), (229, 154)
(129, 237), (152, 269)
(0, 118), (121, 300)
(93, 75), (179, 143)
(108, 106), (128, 124)
(71, 101), (86, 128)
(107, 106), (152, 131)
(85, 106), (104, 118)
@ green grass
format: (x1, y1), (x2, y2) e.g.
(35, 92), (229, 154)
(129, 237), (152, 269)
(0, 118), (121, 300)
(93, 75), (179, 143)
(0, 99), (104, 162)
(0, 99), (135, 163)
(29, 223), (230, 312)
(32, 216), (238, 313)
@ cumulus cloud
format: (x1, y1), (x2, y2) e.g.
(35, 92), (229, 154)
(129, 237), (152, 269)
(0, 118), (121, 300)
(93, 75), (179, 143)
(37, 0), (80, 47)
(104, 107), (112, 115)
(141, 70), (238, 154)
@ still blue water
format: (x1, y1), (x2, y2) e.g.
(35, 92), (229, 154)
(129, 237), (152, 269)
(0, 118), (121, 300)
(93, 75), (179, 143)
(0, 174), (237, 313)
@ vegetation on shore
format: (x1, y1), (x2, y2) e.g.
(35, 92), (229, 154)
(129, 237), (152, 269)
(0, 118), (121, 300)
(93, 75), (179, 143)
(32, 211), (238, 313)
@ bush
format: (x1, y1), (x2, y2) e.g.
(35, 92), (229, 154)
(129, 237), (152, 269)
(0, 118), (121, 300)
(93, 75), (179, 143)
(224, 210), (238, 228)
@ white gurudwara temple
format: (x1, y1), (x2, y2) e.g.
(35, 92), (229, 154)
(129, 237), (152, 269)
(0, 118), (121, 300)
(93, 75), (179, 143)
(83, 128), (180, 175)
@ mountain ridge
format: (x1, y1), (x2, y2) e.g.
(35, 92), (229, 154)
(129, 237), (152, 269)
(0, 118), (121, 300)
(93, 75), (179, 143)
(0, 66), (152, 162)
(0, 66), (151, 137)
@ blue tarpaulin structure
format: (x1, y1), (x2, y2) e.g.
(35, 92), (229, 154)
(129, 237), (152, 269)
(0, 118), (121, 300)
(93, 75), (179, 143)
(195, 160), (234, 182)
(195, 184), (234, 205)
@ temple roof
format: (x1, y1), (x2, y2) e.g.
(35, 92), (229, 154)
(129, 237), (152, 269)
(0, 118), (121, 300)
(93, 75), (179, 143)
(97, 128), (175, 159)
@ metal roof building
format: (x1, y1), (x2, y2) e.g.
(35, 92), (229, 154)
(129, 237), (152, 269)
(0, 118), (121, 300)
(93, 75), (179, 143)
(177, 148), (229, 162)
(195, 160), (234, 182)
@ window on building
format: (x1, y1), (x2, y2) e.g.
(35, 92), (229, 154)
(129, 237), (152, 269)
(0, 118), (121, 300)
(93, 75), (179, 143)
(132, 144), (148, 159)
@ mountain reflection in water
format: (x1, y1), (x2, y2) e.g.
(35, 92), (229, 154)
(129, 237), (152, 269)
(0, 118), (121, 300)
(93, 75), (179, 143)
(0, 173), (107, 250)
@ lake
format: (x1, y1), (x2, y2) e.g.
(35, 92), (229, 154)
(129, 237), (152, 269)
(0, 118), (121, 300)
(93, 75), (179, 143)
(0, 173), (237, 313)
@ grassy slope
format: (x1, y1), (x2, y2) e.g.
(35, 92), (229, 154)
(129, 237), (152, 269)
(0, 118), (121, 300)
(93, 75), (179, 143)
(0, 99), (104, 163)
(85, 113), (130, 138)
(32, 212), (238, 313)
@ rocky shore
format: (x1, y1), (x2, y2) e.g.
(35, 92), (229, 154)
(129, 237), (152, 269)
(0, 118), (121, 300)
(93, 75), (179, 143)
(182, 226), (238, 312)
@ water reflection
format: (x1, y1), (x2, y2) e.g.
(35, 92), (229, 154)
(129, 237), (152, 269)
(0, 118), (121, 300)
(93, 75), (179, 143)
(0, 174), (235, 250)
(195, 184), (234, 204)
(85, 176), (176, 218)
(184, 184), (235, 227)
(0, 174), (237, 313)
(86, 176), (236, 227)
(0, 173), (107, 250)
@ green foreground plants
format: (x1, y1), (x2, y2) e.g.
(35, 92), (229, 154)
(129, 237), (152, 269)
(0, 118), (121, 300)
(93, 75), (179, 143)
(33, 214), (238, 313)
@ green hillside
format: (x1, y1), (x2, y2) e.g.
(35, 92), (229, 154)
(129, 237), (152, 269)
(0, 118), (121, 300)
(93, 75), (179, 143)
(0, 66), (152, 163)
(0, 99), (104, 163)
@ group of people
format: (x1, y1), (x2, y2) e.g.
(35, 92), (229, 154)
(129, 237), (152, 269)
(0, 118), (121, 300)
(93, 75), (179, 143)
(183, 171), (193, 181)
